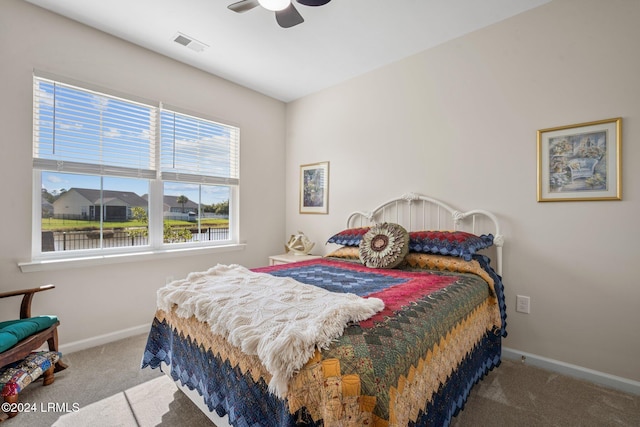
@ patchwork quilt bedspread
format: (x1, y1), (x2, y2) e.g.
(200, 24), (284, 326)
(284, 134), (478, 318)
(142, 255), (507, 427)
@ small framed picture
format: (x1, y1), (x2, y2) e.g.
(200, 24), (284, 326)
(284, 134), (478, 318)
(537, 118), (621, 202)
(300, 161), (329, 214)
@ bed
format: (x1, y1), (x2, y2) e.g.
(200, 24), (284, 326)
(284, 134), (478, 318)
(142, 192), (507, 426)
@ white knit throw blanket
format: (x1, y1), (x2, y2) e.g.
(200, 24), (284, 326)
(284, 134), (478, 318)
(157, 264), (384, 398)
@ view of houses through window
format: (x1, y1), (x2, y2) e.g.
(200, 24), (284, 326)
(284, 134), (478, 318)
(40, 173), (231, 252)
(35, 75), (239, 255)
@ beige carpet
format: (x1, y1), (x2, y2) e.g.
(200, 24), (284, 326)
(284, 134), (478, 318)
(451, 360), (639, 427)
(52, 375), (213, 427)
(3, 333), (639, 426)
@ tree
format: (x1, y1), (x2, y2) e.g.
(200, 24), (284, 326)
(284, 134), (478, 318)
(41, 188), (55, 204)
(163, 223), (192, 243)
(214, 200), (229, 216)
(176, 195), (189, 213)
(127, 207), (148, 240)
(131, 207), (148, 223)
(127, 207), (192, 243)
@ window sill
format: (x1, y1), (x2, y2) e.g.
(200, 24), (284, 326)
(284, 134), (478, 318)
(18, 243), (246, 273)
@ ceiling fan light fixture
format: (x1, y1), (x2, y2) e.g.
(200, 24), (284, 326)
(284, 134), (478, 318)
(258, 0), (290, 12)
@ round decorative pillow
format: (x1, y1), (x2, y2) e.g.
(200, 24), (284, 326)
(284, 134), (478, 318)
(359, 223), (410, 269)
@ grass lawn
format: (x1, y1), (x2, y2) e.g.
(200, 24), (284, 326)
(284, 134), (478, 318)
(42, 218), (229, 231)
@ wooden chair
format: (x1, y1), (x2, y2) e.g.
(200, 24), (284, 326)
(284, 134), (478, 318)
(0, 285), (67, 419)
(0, 284), (67, 372)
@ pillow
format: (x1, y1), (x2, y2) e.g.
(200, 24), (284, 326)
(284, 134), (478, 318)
(325, 246), (361, 260)
(359, 223), (409, 269)
(403, 253), (496, 292)
(404, 252), (476, 273)
(408, 230), (493, 261)
(327, 226), (493, 261)
(326, 227), (371, 246)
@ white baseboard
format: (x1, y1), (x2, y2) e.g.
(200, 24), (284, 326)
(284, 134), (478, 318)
(59, 323), (151, 355)
(502, 347), (640, 396)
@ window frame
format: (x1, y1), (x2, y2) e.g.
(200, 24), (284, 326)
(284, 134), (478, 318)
(26, 72), (242, 270)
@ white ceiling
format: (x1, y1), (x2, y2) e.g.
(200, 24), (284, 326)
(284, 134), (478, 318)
(24, 0), (550, 102)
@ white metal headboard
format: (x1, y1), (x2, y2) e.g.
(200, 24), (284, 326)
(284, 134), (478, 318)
(346, 192), (504, 275)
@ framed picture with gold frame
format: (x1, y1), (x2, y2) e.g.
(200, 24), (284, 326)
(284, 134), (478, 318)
(537, 118), (621, 202)
(299, 161), (329, 214)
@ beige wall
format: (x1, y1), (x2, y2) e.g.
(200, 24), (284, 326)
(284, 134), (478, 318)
(0, 1), (286, 344)
(286, 0), (640, 382)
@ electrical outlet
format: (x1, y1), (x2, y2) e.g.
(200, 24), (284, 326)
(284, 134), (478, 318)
(516, 295), (531, 314)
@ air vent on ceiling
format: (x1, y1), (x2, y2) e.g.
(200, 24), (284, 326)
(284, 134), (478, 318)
(173, 32), (208, 53)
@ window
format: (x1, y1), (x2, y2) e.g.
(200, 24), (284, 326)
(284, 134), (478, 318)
(33, 74), (239, 259)
(159, 110), (238, 245)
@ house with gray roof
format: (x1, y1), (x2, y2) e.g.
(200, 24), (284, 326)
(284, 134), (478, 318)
(141, 194), (199, 214)
(52, 188), (148, 221)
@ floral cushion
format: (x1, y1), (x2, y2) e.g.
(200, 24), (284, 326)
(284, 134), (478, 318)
(408, 230), (493, 261)
(359, 223), (409, 269)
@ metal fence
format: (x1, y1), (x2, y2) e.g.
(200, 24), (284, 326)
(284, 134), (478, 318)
(42, 228), (229, 252)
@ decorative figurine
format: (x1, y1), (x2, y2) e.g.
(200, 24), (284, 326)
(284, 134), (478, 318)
(285, 231), (315, 255)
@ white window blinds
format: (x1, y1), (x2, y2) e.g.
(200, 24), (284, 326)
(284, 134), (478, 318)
(33, 76), (157, 179)
(160, 109), (240, 185)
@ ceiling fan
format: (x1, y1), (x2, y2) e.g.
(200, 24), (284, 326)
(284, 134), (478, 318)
(228, 0), (332, 28)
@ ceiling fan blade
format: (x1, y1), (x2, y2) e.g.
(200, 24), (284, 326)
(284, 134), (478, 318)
(296, 0), (331, 6)
(275, 3), (304, 28)
(228, 0), (260, 13)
